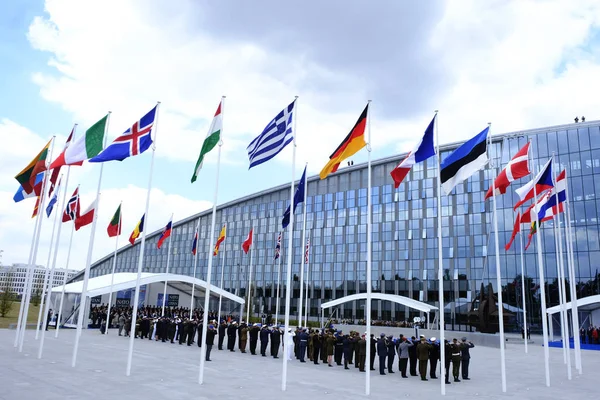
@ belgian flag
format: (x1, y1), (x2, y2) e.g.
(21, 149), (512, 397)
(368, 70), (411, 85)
(319, 104), (368, 179)
(15, 139), (52, 194)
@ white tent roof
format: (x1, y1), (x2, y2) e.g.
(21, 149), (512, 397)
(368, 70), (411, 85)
(51, 272), (245, 305)
(547, 294), (600, 315)
(320, 293), (438, 313)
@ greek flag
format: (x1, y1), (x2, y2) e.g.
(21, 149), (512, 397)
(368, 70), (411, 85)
(247, 100), (296, 169)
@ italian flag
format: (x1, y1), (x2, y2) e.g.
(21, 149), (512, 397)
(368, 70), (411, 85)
(50, 115), (108, 169)
(191, 101), (222, 183)
(107, 204), (122, 238)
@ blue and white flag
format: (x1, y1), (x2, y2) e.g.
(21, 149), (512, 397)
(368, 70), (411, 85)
(440, 126), (489, 195)
(281, 165), (307, 229)
(45, 177), (61, 217)
(89, 105), (157, 163)
(247, 100), (296, 169)
(13, 172), (44, 203)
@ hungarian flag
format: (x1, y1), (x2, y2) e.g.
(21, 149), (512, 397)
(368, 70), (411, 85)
(213, 225), (226, 256)
(242, 229), (253, 254)
(75, 198), (97, 231)
(15, 139), (52, 194)
(505, 212), (521, 251)
(485, 142), (531, 200)
(320, 104), (368, 179)
(514, 158), (553, 209)
(107, 204), (122, 237)
(62, 187), (80, 222)
(390, 114), (436, 188)
(191, 100), (222, 183)
(157, 217), (173, 249)
(129, 214), (145, 245)
(191, 229), (198, 256)
(50, 116), (107, 169)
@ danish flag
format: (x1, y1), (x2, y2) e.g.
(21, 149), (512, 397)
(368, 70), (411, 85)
(485, 142), (530, 199)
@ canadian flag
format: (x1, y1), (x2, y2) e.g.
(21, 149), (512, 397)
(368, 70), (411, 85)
(485, 142), (530, 199)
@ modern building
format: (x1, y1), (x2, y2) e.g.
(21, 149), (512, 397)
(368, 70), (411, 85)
(0, 264), (77, 296)
(71, 119), (600, 331)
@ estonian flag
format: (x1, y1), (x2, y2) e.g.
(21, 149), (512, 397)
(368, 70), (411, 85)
(440, 126), (489, 195)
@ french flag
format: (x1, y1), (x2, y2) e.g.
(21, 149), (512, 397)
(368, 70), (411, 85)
(157, 218), (173, 249)
(390, 115), (436, 188)
(514, 158), (553, 210)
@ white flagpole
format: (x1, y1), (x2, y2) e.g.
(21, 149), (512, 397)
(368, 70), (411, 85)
(246, 225), (254, 323)
(72, 112), (111, 367)
(198, 95), (225, 385)
(282, 96), (298, 391)
(125, 102), (160, 376)
(104, 201), (122, 337)
(564, 171), (582, 373)
(489, 124), (508, 393)
(35, 174), (62, 340)
(530, 146), (551, 387)
(18, 136), (56, 352)
(39, 169), (70, 357)
(365, 100), (373, 396)
(552, 213), (568, 364)
(518, 209), (528, 353)
(217, 223), (226, 325)
(304, 230), (311, 326)
(434, 111), (445, 396)
(190, 221), (200, 313)
(56, 217), (76, 338)
(552, 154), (572, 378)
(298, 163), (308, 326)
(275, 231), (283, 325)
(161, 213), (174, 317)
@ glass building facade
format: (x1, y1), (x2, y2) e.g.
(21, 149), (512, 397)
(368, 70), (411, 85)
(76, 119), (600, 331)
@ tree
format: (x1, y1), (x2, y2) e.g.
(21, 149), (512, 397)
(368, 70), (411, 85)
(0, 271), (14, 317)
(31, 288), (42, 307)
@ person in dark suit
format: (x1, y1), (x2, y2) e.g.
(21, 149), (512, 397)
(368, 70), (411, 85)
(376, 333), (387, 375)
(408, 336), (418, 376)
(218, 321), (227, 350)
(205, 324), (217, 361)
(386, 335), (396, 373)
(429, 337), (440, 379)
(460, 337), (474, 380)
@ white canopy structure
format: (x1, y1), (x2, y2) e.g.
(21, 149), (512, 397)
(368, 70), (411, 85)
(51, 272), (245, 305)
(546, 294), (600, 315)
(321, 293), (438, 313)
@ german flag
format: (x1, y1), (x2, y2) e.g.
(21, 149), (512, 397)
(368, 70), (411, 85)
(319, 104), (368, 179)
(15, 139), (52, 194)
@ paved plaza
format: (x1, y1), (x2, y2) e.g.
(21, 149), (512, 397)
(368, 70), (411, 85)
(0, 329), (597, 400)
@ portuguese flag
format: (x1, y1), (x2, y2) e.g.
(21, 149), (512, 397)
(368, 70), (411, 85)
(50, 114), (108, 169)
(319, 104), (368, 179)
(191, 100), (222, 183)
(15, 139), (52, 194)
(107, 204), (122, 237)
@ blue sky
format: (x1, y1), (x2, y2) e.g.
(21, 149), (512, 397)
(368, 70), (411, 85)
(1, 0), (599, 270)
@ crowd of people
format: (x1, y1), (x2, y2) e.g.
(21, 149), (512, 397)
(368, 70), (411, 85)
(89, 304), (476, 383)
(580, 326), (600, 344)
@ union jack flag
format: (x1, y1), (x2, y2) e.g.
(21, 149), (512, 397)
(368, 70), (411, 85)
(305, 238), (310, 264)
(274, 232), (282, 260)
(62, 187), (80, 223)
(89, 105), (157, 163)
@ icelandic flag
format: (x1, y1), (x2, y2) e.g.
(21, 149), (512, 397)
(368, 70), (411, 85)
(440, 126), (489, 195)
(157, 218), (173, 249)
(282, 165), (307, 229)
(247, 100), (296, 169)
(14, 172), (44, 202)
(45, 177), (61, 217)
(191, 229), (198, 256)
(514, 158), (553, 209)
(390, 114), (436, 188)
(89, 105), (157, 163)
(537, 170), (566, 221)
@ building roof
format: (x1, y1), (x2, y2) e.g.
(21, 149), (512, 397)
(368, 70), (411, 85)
(546, 294), (600, 315)
(321, 293), (438, 313)
(53, 272), (245, 305)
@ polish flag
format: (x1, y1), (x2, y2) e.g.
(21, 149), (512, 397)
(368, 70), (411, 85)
(485, 142), (530, 200)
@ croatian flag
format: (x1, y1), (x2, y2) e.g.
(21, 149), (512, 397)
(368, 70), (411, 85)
(514, 158), (553, 209)
(89, 105), (157, 163)
(390, 114), (436, 188)
(157, 218), (173, 249)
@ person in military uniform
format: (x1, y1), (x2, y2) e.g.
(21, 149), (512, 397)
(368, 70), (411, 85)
(429, 337), (440, 379)
(218, 321), (227, 350)
(342, 334), (351, 369)
(460, 337), (474, 380)
(386, 335), (396, 373)
(357, 334), (367, 372)
(227, 321), (237, 351)
(326, 331), (335, 367)
(298, 328), (309, 362)
(321, 331), (328, 364)
(369, 333), (377, 371)
(260, 325), (270, 356)
(397, 336), (413, 378)
(443, 339), (452, 385)
(376, 333), (387, 375)
(408, 336), (418, 376)
(238, 321), (248, 353)
(334, 331), (344, 365)
(205, 324), (217, 361)
(271, 326), (281, 358)
(450, 338), (462, 382)
(307, 329), (314, 362)
(249, 323), (260, 355)
(178, 318), (187, 345)
(312, 330), (321, 365)
(416, 336), (432, 381)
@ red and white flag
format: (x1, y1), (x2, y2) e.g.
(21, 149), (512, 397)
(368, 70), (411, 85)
(75, 198), (97, 231)
(505, 212), (521, 251)
(485, 142), (530, 200)
(242, 228), (253, 254)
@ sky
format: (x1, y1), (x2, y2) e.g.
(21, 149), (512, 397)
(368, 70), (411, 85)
(1, 0), (599, 271)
